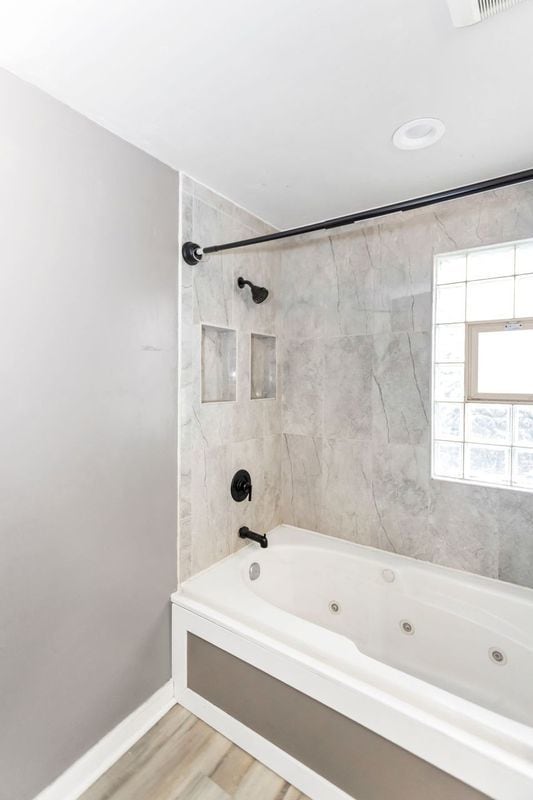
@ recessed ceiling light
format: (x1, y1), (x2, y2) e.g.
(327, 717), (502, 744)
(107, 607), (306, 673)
(392, 118), (445, 151)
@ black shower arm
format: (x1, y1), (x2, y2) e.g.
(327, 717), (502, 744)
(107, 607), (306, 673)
(182, 167), (533, 265)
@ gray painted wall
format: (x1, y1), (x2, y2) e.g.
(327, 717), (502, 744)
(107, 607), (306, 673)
(279, 184), (533, 589)
(0, 68), (178, 800)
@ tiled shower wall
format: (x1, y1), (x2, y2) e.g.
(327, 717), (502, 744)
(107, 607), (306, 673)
(179, 177), (533, 589)
(279, 183), (533, 589)
(179, 176), (282, 581)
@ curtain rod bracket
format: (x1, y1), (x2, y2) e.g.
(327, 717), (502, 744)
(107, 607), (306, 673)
(182, 241), (203, 265)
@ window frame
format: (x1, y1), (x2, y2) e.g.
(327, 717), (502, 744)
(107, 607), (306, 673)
(466, 317), (533, 403)
(431, 238), (533, 492)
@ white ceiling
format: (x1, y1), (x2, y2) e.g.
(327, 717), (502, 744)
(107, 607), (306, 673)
(0, 0), (532, 227)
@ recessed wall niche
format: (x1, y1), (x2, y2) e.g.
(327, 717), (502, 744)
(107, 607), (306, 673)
(201, 324), (237, 403)
(251, 333), (277, 399)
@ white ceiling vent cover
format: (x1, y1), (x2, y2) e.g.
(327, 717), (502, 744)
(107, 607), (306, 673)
(447, 0), (525, 26)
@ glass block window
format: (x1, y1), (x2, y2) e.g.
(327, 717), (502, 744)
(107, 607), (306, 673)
(432, 239), (533, 491)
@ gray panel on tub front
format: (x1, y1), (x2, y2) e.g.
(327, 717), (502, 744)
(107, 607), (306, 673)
(187, 634), (489, 800)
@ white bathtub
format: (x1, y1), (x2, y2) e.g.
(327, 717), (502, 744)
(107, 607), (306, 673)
(171, 524), (533, 800)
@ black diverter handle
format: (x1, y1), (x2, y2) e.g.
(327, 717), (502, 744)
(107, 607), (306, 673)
(231, 469), (252, 502)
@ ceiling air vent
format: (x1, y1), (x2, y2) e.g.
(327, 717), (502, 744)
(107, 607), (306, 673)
(446, 0), (525, 26)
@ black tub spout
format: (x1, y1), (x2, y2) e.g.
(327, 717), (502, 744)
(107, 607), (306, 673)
(239, 526), (268, 548)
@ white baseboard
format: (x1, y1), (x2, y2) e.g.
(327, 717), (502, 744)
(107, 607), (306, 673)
(33, 680), (175, 800)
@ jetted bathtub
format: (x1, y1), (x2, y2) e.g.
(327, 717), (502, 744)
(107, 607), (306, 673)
(171, 525), (533, 800)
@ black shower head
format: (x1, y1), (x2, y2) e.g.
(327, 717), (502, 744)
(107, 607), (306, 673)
(237, 276), (269, 304)
(251, 284), (269, 304)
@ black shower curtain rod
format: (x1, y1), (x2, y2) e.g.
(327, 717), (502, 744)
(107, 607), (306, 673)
(182, 168), (533, 265)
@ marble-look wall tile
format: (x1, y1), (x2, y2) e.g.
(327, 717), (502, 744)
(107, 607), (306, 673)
(427, 185), (533, 255)
(370, 264), (407, 333)
(179, 387), (192, 522)
(323, 231), (374, 337)
(181, 191), (194, 290)
(279, 235), (332, 339)
(497, 490), (533, 589)
(279, 225), (433, 340)
(278, 182), (533, 589)
(232, 246), (279, 335)
(179, 176), (282, 582)
(190, 445), (232, 576)
(179, 186), (195, 577)
(263, 435), (283, 531)
(281, 338), (323, 436)
(323, 335), (372, 440)
(182, 172), (275, 235)
(320, 439), (377, 545)
(263, 397), (282, 437)
(427, 482), (500, 578)
(192, 400), (235, 451)
(231, 203), (275, 235)
(391, 292), (432, 333)
(178, 515), (192, 583)
(281, 434), (322, 531)
(230, 399), (264, 444)
(363, 218), (433, 299)
(372, 332), (430, 446)
(192, 200), (235, 328)
(371, 444), (430, 557)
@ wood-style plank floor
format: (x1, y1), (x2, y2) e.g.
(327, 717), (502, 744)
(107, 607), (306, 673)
(80, 704), (310, 800)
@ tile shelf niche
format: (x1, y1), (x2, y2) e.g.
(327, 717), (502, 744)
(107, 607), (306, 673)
(201, 324), (237, 403)
(251, 333), (277, 400)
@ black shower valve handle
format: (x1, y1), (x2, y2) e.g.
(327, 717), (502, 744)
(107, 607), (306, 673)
(231, 469), (253, 503)
(240, 475), (252, 501)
